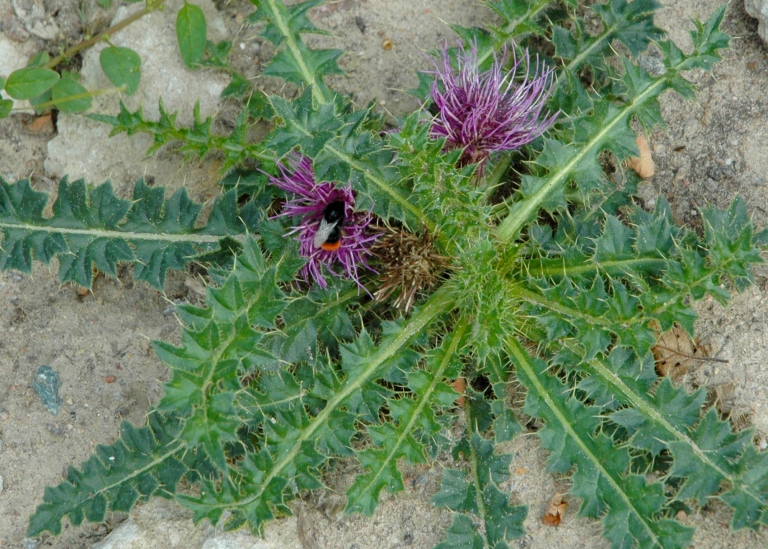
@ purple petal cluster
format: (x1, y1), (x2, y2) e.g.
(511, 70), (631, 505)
(268, 154), (377, 289)
(429, 42), (558, 170)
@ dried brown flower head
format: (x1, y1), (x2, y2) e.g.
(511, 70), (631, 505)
(370, 224), (448, 312)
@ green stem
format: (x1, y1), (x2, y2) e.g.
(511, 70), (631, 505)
(264, 0), (328, 106)
(17, 87), (122, 112)
(510, 284), (615, 327)
(525, 256), (668, 278)
(480, 156), (510, 205)
(0, 222), (227, 244)
(45, 0), (166, 70)
(496, 75), (664, 242)
(462, 387), (491, 547)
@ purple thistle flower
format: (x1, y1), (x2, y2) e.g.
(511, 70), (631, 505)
(268, 154), (378, 289)
(429, 42), (558, 171)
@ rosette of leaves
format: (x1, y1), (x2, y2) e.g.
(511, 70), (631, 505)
(14, 1), (768, 548)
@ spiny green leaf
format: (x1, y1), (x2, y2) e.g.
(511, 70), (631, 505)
(88, 99), (270, 171)
(433, 433), (526, 547)
(0, 176), (247, 289)
(346, 323), (467, 515)
(556, 0), (663, 71)
(498, 6), (731, 242)
(508, 338), (694, 548)
(433, 514), (484, 549)
(27, 414), (186, 536)
(248, 0), (338, 103)
(175, 286), (454, 533)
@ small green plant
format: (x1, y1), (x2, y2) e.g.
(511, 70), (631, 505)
(5, 0), (768, 547)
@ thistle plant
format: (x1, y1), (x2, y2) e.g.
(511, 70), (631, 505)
(6, 1), (768, 548)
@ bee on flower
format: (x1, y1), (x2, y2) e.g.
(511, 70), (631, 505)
(267, 154), (377, 289)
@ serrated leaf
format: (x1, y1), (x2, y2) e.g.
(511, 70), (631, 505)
(508, 338), (695, 548)
(0, 176), (245, 289)
(433, 433), (526, 548)
(27, 414), (186, 536)
(434, 514), (484, 549)
(346, 323), (467, 515)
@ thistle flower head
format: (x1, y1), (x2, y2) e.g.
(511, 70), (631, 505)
(429, 42), (558, 170)
(268, 154), (377, 289)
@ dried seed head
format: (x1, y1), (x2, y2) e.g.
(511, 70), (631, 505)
(370, 223), (448, 312)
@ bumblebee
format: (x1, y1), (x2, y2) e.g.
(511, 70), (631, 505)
(313, 201), (345, 251)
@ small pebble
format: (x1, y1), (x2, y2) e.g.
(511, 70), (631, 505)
(105, 375), (117, 384)
(382, 39), (393, 50)
(33, 365), (63, 416)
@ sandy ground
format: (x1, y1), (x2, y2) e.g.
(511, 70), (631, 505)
(1, 0), (767, 548)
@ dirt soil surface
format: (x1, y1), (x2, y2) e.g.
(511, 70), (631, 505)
(1, 0), (768, 548)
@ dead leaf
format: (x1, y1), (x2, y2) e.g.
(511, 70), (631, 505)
(23, 113), (54, 134)
(653, 325), (700, 380)
(542, 493), (567, 526)
(626, 134), (655, 178)
(452, 377), (466, 406)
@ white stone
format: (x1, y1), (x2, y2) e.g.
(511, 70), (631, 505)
(745, 0), (768, 44)
(0, 37), (28, 78)
(88, 498), (302, 549)
(45, 0), (230, 184)
(90, 519), (141, 549)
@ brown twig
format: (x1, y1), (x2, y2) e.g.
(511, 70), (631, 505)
(654, 344), (729, 364)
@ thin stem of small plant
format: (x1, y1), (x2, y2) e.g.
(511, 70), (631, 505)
(45, 0), (166, 70)
(16, 87), (124, 112)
